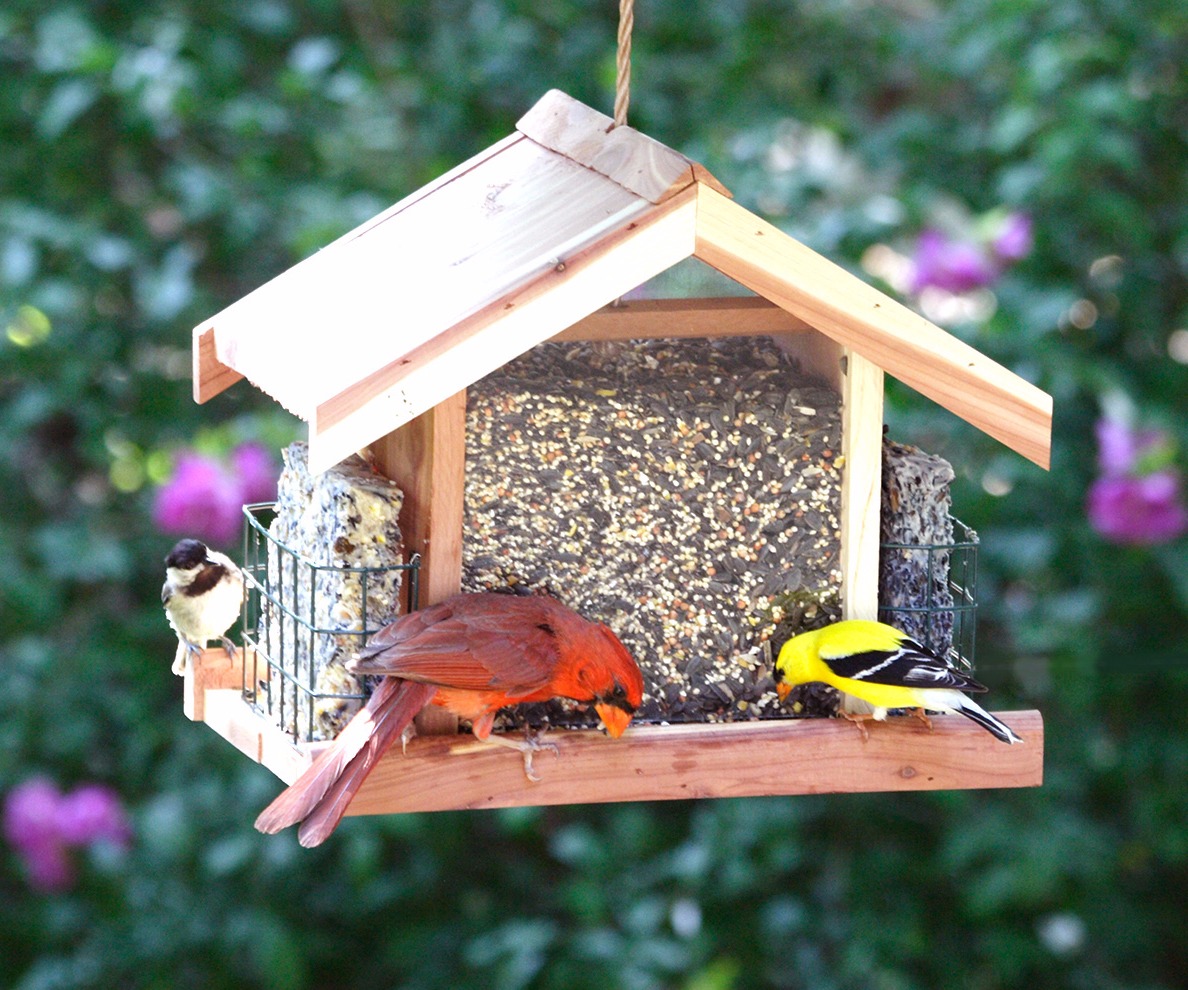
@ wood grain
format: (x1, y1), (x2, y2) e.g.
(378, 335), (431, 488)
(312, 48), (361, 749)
(201, 137), (649, 435)
(554, 296), (812, 341)
(839, 349), (885, 621)
(192, 326), (244, 404)
(342, 709), (1042, 814)
(308, 185), (700, 471)
(182, 645), (248, 722)
(370, 395), (467, 735)
(693, 184), (1052, 469)
(190, 136), (527, 407)
(517, 89), (730, 203)
(370, 394), (467, 609)
(192, 646), (1042, 814)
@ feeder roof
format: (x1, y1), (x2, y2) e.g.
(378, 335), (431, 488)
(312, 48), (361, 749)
(193, 89), (1052, 473)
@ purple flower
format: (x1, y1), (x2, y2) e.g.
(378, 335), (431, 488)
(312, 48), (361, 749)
(991, 212), (1033, 262)
(152, 452), (243, 546)
(1095, 419), (1170, 476)
(1088, 417), (1188, 546)
(3, 778), (133, 893)
(21, 839), (75, 892)
(1087, 471), (1188, 546)
(3, 777), (63, 851)
(1095, 419), (1141, 475)
(909, 229), (998, 294)
(231, 442), (278, 504)
(153, 444), (279, 546)
(56, 785), (132, 848)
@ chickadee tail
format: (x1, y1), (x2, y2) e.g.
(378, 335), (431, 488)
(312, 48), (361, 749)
(254, 678), (437, 846)
(956, 695), (1023, 744)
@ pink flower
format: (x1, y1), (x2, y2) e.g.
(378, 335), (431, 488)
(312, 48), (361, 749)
(153, 444), (279, 547)
(153, 453), (245, 546)
(231, 442), (278, 504)
(3, 777), (63, 851)
(1088, 418), (1188, 546)
(21, 839), (76, 892)
(909, 229), (998, 294)
(906, 209), (1032, 298)
(56, 785), (133, 848)
(991, 211), (1033, 262)
(3, 778), (132, 892)
(1087, 472), (1188, 546)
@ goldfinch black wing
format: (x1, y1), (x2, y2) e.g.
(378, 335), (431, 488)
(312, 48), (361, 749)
(819, 636), (988, 693)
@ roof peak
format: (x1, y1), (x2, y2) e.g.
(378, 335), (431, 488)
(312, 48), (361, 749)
(517, 89), (730, 204)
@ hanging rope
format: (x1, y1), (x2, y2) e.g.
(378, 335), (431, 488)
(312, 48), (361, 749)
(613, 0), (634, 128)
(608, 0), (635, 312)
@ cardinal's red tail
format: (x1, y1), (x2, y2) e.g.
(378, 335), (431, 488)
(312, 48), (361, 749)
(254, 678), (436, 845)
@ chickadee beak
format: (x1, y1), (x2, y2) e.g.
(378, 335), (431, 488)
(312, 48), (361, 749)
(595, 703), (633, 739)
(776, 681), (792, 703)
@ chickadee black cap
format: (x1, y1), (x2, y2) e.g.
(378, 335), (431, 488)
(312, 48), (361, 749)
(165, 538), (210, 570)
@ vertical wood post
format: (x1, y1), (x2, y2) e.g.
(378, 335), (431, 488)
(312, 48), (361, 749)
(369, 389), (468, 733)
(839, 349), (884, 621)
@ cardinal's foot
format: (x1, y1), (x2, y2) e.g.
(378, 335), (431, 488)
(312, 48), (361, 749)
(483, 727), (560, 782)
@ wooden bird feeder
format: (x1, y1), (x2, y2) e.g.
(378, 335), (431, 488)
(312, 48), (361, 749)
(185, 90), (1047, 816)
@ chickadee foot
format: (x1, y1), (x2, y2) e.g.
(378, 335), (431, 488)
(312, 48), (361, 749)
(482, 726), (560, 782)
(219, 636), (239, 661)
(171, 638), (201, 676)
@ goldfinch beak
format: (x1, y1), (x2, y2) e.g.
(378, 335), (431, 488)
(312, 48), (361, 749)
(595, 703), (633, 739)
(776, 680), (792, 703)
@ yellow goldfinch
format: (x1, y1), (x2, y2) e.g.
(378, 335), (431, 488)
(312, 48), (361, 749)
(773, 619), (1022, 744)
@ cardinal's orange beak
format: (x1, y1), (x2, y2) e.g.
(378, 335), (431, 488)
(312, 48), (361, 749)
(776, 680), (792, 703)
(595, 703), (633, 739)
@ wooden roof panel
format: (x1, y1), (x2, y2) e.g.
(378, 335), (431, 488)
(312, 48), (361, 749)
(199, 134), (651, 419)
(193, 88), (1052, 472)
(694, 185), (1052, 468)
(308, 186), (700, 471)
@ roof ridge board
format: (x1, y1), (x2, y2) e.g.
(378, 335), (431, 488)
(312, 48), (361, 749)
(517, 89), (730, 204)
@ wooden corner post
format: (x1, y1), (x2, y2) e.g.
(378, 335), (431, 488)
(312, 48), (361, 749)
(839, 348), (884, 621)
(370, 389), (468, 734)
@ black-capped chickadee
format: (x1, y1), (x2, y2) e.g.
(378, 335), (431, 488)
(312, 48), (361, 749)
(162, 538), (244, 675)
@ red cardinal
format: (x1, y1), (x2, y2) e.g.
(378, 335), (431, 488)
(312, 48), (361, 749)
(254, 593), (644, 846)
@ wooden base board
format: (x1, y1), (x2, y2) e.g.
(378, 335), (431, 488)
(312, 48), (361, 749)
(185, 650), (1043, 816)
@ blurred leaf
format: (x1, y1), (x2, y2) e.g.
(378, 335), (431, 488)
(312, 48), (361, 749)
(1154, 543), (1188, 612)
(36, 79), (99, 139)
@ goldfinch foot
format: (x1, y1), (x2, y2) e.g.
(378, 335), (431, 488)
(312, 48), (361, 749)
(838, 710), (875, 742)
(905, 707), (934, 731)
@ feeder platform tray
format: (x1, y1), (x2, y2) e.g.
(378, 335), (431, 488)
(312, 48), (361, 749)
(185, 647), (1042, 816)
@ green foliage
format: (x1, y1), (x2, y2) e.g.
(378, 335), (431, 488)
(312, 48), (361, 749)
(2, 1), (1186, 987)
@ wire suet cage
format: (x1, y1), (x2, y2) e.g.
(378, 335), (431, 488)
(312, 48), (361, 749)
(239, 503), (421, 744)
(879, 517), (978, 672)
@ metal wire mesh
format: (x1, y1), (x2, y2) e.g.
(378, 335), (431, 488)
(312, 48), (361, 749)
(238, 502), (421, 744)
(878, 517), (979, 672)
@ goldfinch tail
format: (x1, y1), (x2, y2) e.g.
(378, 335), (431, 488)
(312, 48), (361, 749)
(955, 696), (1023, 744)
